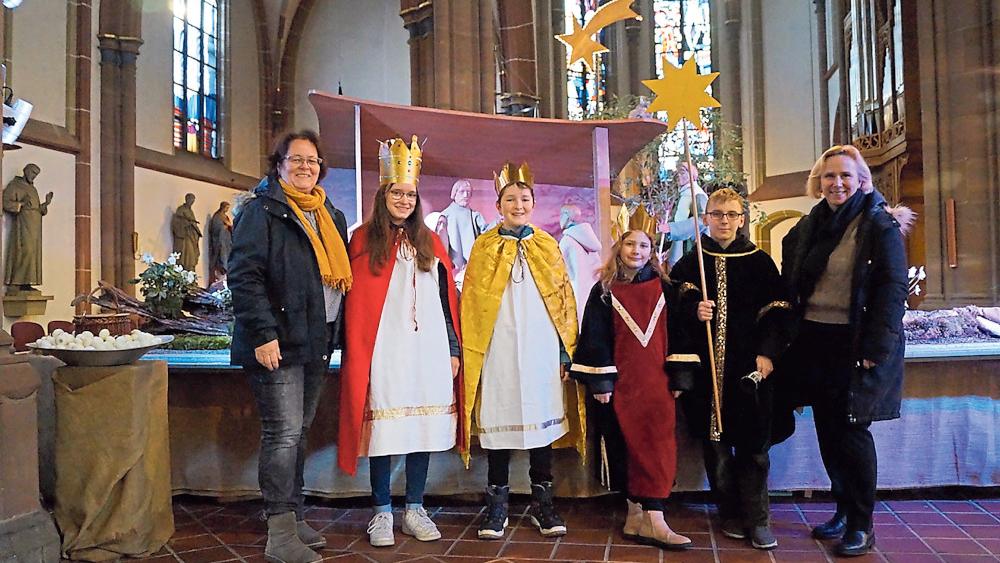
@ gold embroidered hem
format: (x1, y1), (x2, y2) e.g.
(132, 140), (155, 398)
(569, 364), (618, 375)
(757, 300), (792, 322)
(666, 353), (701, 363)
(365, 403), (457, 421)
(479, 417), (566, 434)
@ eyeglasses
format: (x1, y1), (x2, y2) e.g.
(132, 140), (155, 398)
(387, 188), (418, 202)
(285, 155), (323, 167)
(706, 211), (744, 221)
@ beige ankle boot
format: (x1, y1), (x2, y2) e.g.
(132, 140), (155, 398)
(623, 500), (643, 540)
(637, 510), (693, 551)
(265, 512), (322, 563)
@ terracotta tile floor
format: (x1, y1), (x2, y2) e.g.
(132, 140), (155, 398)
(138, 493), (1000, 562)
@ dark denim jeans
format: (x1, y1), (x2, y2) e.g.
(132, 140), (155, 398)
(248, 359), (328, 518)
(369, 452), (431, 509)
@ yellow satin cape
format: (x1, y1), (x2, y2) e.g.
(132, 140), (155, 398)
(459, 226), (586, 467)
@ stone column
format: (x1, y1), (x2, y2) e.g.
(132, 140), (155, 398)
(532, 0), (564, 118)
(497, 0), (539, 115)
(401, 0), (435, 108)
(98, 3), (143, 293)
(73, 0), (94, 311)
(0, 334), (60, 563)
(916, 0), (999, 306)
(400, 0), (497, 113)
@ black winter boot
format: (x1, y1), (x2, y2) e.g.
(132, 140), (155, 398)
(527, 481), (567, 537)
(477, 485), (509, 540)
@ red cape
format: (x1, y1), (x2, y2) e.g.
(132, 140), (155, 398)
(337, 224), (464, 475)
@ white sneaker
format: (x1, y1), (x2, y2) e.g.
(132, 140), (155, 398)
(367, 512), (395, 547)
(401, 506), (442, 541)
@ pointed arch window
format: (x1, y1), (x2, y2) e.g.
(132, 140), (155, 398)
(172, 0), (221, 158)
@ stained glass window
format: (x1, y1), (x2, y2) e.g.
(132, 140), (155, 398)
(565, 0), (607, 120)
(173, 0), (220, 159)
(652, 0), (713, 173)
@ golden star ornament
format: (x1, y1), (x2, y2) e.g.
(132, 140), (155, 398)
(556, 0), (641, 73)
(642, 58), (721, 129)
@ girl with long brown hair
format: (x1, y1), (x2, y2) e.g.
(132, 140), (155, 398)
(338, 137), (463, 548)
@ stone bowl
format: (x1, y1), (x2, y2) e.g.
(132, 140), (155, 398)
(27, 335), (175, 367)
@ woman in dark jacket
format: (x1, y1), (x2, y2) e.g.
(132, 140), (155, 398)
(778, 145), (909, 557)
(228, 130), (350, 563)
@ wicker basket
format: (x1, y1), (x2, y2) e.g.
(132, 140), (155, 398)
(73, 286), (132, 336)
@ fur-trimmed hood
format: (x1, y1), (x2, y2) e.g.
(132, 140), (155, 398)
(886, 204), (916, 236)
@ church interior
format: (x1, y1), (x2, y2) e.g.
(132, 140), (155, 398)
(1, 1), (999, 562)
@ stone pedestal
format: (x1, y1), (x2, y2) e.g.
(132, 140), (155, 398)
(2, 291), (54, 317)
(0, 332), (60, 563)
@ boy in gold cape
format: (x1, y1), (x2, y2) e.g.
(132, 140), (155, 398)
(460, 162), (586, 541)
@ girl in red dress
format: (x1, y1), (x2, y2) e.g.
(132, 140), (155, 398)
(570, 229), (700, 550)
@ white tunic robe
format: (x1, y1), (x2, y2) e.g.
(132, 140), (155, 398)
(362, 247), (457, 457)
(477, 235), (568, 450)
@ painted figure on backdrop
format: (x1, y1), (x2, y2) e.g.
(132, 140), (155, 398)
(440, 178), (488, 275)
(229, 130), (350, 563)
(559, 204), (603, 325)
(571, 210), (700, 551)
(338, 136), (463, 548)
(460, 162), (586, 542)
(209, 201), (233, 284)
(3, 163), (52, 290)
(658, 161), (708, 266)
(171, 193), (203, 272)
(671, 188), (794, 551)
(776, 145), (909, 557)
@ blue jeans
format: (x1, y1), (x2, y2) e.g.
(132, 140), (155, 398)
(248, 359), (328, 518)
(369, 452), (431, 510)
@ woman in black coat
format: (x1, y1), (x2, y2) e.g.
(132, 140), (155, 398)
(778, 145), (908, 557)
(228, 130), (350, 563)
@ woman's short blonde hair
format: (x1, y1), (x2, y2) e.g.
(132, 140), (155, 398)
(805, 145), (873, 198)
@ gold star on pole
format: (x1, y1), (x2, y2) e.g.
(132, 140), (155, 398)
(556, 0), (641, 73)
(642, 58), (721, 129)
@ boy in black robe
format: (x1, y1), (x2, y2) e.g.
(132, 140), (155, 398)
(671, 188), (793, 550)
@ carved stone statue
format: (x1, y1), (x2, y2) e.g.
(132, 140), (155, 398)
(3, 164), (52, 292)
(171, 193), (202, 272)
(208, 201), (232, 284)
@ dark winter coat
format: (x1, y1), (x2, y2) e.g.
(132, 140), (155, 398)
(780, 190), (908, 424)
(228, 176), (349, 368)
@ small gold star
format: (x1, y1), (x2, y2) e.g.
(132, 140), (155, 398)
(642, 58), (721, 129)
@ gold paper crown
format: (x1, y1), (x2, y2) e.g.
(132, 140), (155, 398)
(493, 161), (534, 195)
(613, 203), (657, 240)
(379, 135), (422, 186)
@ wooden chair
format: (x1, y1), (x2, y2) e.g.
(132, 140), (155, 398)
(11, 321), (44, 352)
(47, 320), (75, 335)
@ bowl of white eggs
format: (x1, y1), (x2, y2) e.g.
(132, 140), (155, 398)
(27, 329), (174, 367)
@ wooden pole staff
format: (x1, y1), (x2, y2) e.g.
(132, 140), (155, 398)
(681, 122), (723, 441)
